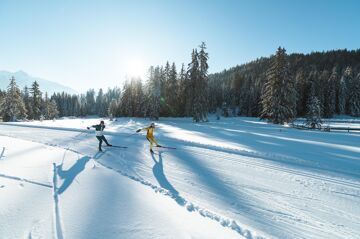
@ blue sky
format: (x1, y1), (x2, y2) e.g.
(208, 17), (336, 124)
(0, 0), (359, 93)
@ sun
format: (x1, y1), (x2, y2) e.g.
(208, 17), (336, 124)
(125, 59), (146, 79)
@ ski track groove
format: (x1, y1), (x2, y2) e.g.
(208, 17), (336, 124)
(4, 125), (360, 238)
(0, 173), (53, 188)
(52, 163), (64, 239)
(184, 147), (360, 190)
(0, 132), (266, 239)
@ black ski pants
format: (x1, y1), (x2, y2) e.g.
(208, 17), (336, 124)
(96, 136), (110, 150)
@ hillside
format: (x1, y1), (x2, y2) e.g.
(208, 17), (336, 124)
(0, 70), (77, 95)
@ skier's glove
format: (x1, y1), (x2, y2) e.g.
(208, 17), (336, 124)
(136, 129), (141, 133)
(87, 127), (90, 130)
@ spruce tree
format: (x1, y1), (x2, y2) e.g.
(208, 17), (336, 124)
(187, 49), (199, 120)
(306, 96), (322, 129)
(22, 86), (33, 119)
(147, 66), (161, 120)
(165, 62), (178, 116)
(177, 63), (187, 116)
(30, 81), (42, 120)
(188, 42), (209, 122)
(348, 73), (360, 116)
(96, 88), (107, 117)
(108, 99), (118, 118)
(342, 67), (353, 114)
(338, 75), (347, 115)
(324, 67), (337, 118)
(0, 77), (27, 121)
(194, 41), (209, 122)
(260, 47), (296, 124)
(85, 89), (96, 115)
(43, 93), (59, 119)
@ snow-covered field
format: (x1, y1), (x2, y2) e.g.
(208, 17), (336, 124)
(1, 117), (360, 239)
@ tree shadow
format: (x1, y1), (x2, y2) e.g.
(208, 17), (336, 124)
(161, 120), (360, 179)
(56, 156), (91, 194)
(151, 152), (185, 206)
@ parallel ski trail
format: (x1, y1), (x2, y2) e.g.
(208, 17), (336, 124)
(0, 132), (265, 239)
(52, 163), (64, 239)
(185, 147), (360, 190)
(0, 173), (52, 188)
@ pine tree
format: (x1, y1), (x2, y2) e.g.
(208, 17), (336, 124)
(186, 42), (210, 122)
(348, 73), (360, 116)
(133, 78), (145, 117)
(342, 67), (353, 114)
(177, 63), (187, 116)
(323, 67), (337, 118)
(0, 77), (27, 121)
(43, 93), (59, 119)
(295, 69), (307, 116)
(306, 96), (322, 129)
(165, 62), (178, 116)
(96, 88), (107, 117)
(30, 81), (42, 120)
(193, 41), (209, 122)
(306, 84), (322, 129)
(146, 66), (161, 120)
(22, 86), (33, 119)
(260, 47), (296, 124)
(120, 81), (133, 116)
(108, 99), (118, 118)
(85, 89), (96, 115)
(187, 49), (199, 119)
(338, 75), (347, 115)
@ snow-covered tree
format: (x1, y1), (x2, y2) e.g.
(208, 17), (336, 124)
(348, 73), (360, 116)
(306, 97), (322, 129)
(165, 62), (178, 116)
(22, 86), (33, 118)
(189, 42), (209, 122)
(85, 89), (96, 115)
(108, 99), (118, 118)
(0, 77), (27, 121)
(323, 67), (337, 118)
(260, 47), (296, 124)
(43, 93), (59, 119)
(30, 81), (42, 120)
(146, 66), (161, 120)
(177, 63), (187, 116)
(96, 88), (107, 117)
(338, 75), (347, 115)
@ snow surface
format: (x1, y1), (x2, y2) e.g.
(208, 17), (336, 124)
(1, 117), (360, 239)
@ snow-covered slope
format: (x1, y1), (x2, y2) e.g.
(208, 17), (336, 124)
(0, 70), (77, 95)
(1, 117), (359, 239)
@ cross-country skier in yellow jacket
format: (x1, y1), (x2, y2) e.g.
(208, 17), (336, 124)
(136, 122), (161, 153)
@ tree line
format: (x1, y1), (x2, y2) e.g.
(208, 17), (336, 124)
(0, 42), (210, 122)
(1, 45), (360, 124)
(209, 48), (360, 124)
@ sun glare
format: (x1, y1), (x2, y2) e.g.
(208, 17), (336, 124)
(125, 59), (146, 79)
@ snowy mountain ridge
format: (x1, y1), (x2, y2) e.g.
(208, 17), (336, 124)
(0, 70), (77, 95)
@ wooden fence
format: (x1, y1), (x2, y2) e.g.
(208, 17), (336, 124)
(291, 123), (360, 133)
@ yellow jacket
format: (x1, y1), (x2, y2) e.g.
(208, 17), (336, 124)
(141, 127), (154, 138)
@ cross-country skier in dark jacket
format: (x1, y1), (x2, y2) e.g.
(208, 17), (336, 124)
(87, 120), (112, 151)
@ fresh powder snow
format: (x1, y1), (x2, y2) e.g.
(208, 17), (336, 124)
(0, 117), (359, 239)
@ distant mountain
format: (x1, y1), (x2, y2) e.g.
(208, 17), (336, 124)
(0, 70), (77, 95)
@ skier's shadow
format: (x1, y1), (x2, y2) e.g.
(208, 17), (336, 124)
(56, 156), (91, 194)
(151, 152), (185, 205)
(0, 147), (5, 159)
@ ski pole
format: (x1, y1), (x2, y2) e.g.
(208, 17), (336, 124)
(126, 132), (138, 138)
